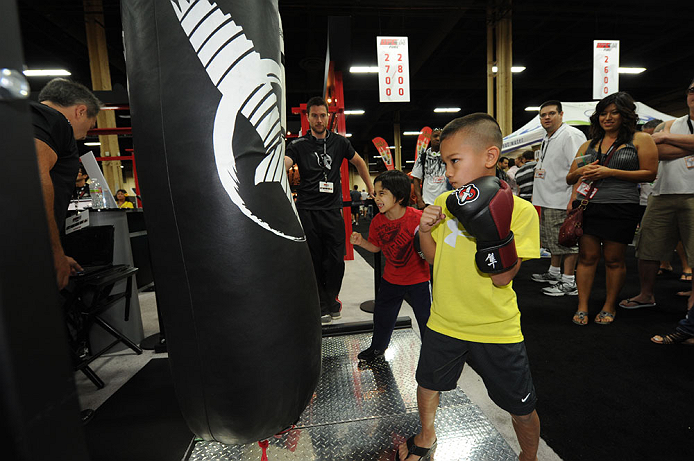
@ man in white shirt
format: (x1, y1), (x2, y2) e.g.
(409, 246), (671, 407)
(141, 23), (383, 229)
(531, 101), (587, 296)
(621, 79), (694, 344)
(412, 128), (447, 208)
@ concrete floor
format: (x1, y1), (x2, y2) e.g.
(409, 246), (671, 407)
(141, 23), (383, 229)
(75, 251), (561, 460)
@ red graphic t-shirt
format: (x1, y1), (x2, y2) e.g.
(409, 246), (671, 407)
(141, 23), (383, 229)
(368, 206), (431, 285)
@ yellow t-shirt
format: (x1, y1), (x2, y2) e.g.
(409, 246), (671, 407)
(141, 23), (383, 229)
(118, 201), (134, 209)
(428, 191), (540, 343)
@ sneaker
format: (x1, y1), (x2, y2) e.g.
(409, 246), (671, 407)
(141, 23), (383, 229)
(330, 297), (342, 319)
(531, 271), (561, 284)
(357, 347), (385, 362)
(542, 281), (578, 296)
(540, 248), (552, 258)
(321, 314), (332, 324)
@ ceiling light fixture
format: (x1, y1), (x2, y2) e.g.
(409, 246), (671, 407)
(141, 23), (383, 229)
(345, 133), (352, 137)
(434, 107), (461, 113)
(350, 66), (379, 73)
(405, 160), (415, 164)
(23, 69), (71, 76)
(525, 106), (541, 111)
(491, 66), (526, 73)
(403, 131), (422, 136)
(618, 67), (646, 74)
(344, 110), (365, 115)
(84, 142), (101, 146)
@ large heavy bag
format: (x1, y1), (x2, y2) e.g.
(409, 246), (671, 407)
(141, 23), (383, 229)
(121, 0), (321, 444)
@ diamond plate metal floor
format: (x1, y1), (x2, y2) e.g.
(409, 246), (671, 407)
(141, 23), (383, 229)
(187, 328), (517, 460)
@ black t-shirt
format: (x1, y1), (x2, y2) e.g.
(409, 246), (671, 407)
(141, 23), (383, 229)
(72, 183), (91, 199)
(349, 189), (362, 206)
(31, 101), (79, 234)
(286, 131), (356, 210)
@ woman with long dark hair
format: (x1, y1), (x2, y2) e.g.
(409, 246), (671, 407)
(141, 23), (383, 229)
(566, 92), (658, 325)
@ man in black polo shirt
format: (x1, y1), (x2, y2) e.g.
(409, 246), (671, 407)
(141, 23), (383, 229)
(32, 78), (101, 289)
(285, 97), (374, 323)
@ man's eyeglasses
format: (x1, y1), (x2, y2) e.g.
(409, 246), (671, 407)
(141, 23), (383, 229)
(686, 87), (694, 95)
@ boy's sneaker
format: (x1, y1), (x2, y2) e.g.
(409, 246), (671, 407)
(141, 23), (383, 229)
(540, 248), (552, 258)
(321, 313), (332, 324)
(357, 347), (385, 362)
(531, 271), (562, 284)
(542, 281), (578, 296)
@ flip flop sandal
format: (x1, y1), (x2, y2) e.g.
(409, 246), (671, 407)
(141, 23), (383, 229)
(650, 331), (694, 345)
(595, 311), (615, 325)
(572, 311), (588, 326)
(618, 298), (656, 309)
(680, 272), (693, 283)
(403, 436), (437, 461)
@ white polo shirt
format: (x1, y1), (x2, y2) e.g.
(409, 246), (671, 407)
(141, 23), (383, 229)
(532, 123), (586, 209)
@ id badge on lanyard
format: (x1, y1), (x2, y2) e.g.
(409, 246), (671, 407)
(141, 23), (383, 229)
(577, 181), (598, 198)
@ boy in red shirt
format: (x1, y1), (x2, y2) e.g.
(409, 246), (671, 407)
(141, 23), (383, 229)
(350, 170), (431, 361)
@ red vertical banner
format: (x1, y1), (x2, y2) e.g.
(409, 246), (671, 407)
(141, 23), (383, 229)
(372, 137), (394, 170)
(415, 126), (432, 163)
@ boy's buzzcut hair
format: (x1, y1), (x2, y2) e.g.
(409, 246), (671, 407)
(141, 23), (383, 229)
(440, 113), (502, 150)
(374, 170), (411, 207)
(38, 78), (102, 118)
(540, 100), (562, 113)
(306, 96), (329, 114)
(522, 150), (536, 161)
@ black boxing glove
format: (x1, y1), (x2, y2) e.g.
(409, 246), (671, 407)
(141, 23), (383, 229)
(446, 176), (517, 273)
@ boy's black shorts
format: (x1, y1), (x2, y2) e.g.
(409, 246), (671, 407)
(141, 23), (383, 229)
(416, 327), (537, 416)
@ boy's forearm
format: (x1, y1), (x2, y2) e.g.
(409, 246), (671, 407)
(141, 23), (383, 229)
(357, 240), (380, 253)
(490, 259), (522, 286)
(418, 230), (436, 265)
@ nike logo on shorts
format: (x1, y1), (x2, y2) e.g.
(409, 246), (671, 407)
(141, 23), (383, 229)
(521, 392), (531, 403)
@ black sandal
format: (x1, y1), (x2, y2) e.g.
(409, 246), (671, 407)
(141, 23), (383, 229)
(402, 435), (437, 460)
(651, 331), (694, 345)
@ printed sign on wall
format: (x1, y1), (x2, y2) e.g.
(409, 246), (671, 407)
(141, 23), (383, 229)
(593, 40), (619, 99)
(377, 36), (410, 102)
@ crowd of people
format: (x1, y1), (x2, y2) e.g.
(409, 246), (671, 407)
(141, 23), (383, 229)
(32, 73), (692, 457)
(284, 80), (693, 460)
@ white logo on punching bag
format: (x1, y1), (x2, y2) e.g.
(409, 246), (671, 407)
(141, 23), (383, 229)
(170, 0), (303, 241)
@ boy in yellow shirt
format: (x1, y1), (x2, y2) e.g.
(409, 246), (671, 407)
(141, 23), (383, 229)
(398, 113), (540, 461)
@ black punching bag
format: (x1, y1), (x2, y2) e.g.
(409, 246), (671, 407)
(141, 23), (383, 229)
(121, 0), (321, 444)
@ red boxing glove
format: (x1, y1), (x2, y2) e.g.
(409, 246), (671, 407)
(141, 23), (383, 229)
(446, 176), (517, 273)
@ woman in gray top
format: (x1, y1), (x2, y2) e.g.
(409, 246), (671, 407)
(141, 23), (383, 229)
(566, 92), (658, 325)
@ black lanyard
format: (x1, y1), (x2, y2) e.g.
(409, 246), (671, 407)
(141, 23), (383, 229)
(687, 117), (693, 134)
(539, 125), (561, 165)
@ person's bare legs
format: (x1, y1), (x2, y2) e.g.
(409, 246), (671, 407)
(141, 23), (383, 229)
(563, 253), (579, 277)
(512, 410), (540, 461)
(398, 386), (439, 460)
(676, 242), (692, 281)
(545, 254), (562, 274)
(574, 235), (601, 323)
(621, 259), (659, 306)
(601, 240), (627, 317)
